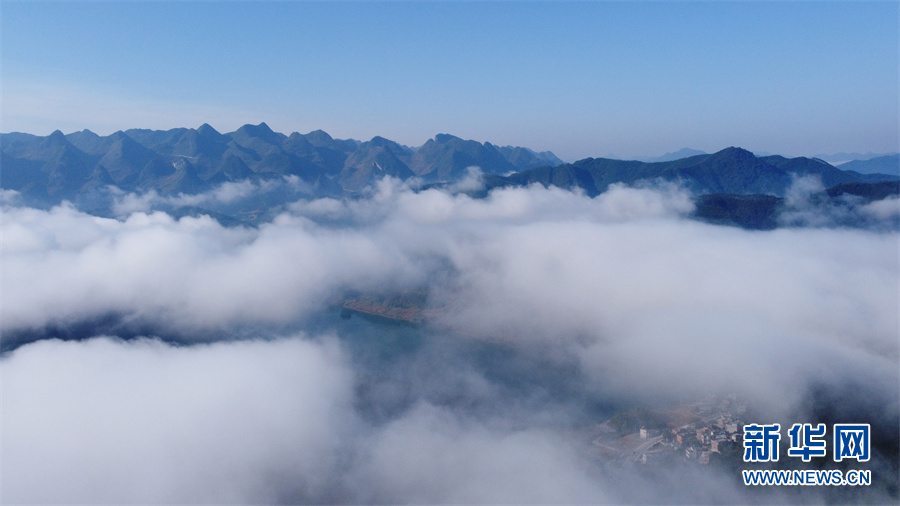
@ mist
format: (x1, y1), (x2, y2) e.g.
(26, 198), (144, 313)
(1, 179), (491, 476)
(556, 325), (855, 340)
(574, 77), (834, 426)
(2, 179), (897, 503)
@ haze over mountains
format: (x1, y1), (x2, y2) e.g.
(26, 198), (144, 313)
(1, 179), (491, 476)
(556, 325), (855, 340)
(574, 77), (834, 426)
(814, 151), (900, 164)
(837, 154), (900, 176)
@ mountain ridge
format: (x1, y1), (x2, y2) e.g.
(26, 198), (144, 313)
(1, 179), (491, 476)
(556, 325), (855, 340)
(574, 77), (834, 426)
(1, 124), (567, 204)
(837, 154), (900, 176)
(482, 146), (896, 197)
(2, 126), (897, 208)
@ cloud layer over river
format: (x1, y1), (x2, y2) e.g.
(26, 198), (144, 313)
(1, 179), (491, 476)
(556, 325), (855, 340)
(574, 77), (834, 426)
(2, 180), (897, 503)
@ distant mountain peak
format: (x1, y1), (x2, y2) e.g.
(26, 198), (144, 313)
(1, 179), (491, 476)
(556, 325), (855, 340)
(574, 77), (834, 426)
(434, 133), (461, 143)
(707, 146), (758, 162)
(196, 123), (221, 137)
(239, 122), (274, 135)
(368, 136), (397, 148)
(43, 130), (73, 149)
(306, 129), (334, 141)
(720, 146), (751, 155)
(253, 121), (273, 133)
(233, 122), (283, 145)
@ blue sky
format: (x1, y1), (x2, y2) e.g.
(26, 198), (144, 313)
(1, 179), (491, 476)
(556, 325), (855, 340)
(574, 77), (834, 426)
(2, 1), (897, 160)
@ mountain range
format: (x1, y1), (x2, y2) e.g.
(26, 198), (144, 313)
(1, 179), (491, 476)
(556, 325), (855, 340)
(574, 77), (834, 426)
(836, 154), (900, 176)
(481, 146), (895, 197)
(0, 123), (564, 205)
(812, 151), (899, 164)
(2, 125), (897, 230)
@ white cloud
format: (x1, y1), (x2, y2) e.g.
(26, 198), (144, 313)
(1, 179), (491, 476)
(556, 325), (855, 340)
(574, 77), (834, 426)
(351, 404), (608, 504)
(862, 195), (900, 220)
(109, 176), (312, 217)
(1, 335), (354, 504)
(2, 181), (897, 503)
(2, 201), (424, 333)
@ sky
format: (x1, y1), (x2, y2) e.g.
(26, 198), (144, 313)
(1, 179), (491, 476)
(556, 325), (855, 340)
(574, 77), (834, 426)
(2, 1), (899, 161)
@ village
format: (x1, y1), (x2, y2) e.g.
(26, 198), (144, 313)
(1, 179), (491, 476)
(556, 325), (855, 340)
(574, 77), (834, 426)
(588, 395), (748, 469)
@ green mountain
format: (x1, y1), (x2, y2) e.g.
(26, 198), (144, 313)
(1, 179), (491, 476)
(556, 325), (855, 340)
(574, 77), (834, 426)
(4, 127), (896, 219)
(484, 147), (897, 197)
(408, 134), (517, 181)
(2, 125), (563, 204)
(693, 180), (899, 230)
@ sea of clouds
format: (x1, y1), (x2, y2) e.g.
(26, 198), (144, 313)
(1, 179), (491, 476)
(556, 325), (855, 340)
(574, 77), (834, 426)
(2, 177), (897, 503)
